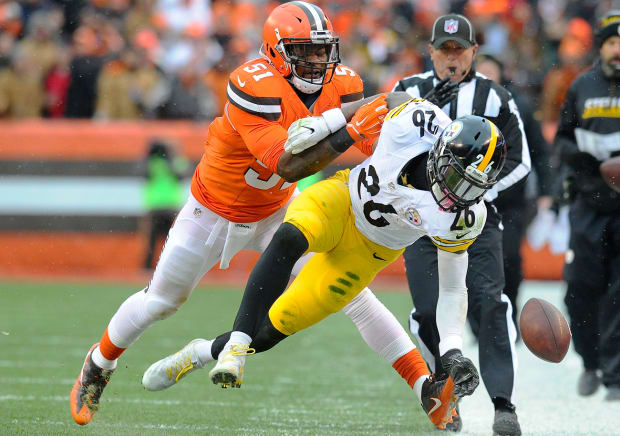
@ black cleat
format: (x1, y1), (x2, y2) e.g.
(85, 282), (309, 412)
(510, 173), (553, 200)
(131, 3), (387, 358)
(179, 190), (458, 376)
(577, 369), (601, 396)
(493, 407), (521, 436)
(70, 343), (114, 425)
(444, 401), (462, 432)
(421, 374), (458, 430)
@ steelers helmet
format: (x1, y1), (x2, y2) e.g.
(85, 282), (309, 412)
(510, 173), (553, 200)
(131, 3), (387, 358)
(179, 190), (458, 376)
(261, 1), (340, 93)
(427, 115), (506, 212)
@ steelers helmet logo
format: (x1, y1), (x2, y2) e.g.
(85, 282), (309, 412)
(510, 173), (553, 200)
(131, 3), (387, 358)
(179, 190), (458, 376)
(443, 120), (463, 141)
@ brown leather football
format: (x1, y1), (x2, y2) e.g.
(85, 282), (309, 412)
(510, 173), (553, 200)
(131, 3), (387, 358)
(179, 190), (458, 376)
(600, 155), (620, 193)
(519, 298), (571, 363)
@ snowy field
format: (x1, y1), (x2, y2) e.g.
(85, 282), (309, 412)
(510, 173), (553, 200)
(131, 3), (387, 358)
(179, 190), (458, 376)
(457, 280), (620, 436)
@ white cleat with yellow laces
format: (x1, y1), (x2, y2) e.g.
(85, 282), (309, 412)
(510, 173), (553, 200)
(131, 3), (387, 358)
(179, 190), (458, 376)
(142, 339), (207, 391)
(209, 344), (255, 388)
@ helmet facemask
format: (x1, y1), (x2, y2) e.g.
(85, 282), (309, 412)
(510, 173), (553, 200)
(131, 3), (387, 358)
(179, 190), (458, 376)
(427, 137), (500, 212)
(277, 30), (340, 93)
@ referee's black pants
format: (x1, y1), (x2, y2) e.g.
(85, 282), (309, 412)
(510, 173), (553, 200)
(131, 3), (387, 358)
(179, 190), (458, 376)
(564, 197), (620, 388)
(404, 219), (518, 402)
(498, 202), (528, 330)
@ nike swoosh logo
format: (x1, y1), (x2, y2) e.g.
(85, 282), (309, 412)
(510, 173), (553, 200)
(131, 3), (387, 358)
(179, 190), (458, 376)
(301, 126), (315, 134)
(237, 76), (246, 87)
(355, 116), (368, 126)
(427, 397), (442, 416)
(373, 252), (386, 261)
(455, 232), (471, 240)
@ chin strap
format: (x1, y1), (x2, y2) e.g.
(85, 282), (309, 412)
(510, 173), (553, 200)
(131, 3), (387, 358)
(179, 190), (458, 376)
(290, 75), (323, 93)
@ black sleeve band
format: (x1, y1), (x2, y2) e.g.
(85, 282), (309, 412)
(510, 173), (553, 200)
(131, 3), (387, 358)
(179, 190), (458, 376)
(328, 128), (356, 153)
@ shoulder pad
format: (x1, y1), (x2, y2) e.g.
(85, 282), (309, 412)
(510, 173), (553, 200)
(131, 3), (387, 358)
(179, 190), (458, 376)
(227, 59), (284, 120)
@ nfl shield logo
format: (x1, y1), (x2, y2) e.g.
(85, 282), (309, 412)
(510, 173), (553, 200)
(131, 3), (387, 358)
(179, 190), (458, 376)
(444, 19), (459, 34)
(193, 207), (202, 218)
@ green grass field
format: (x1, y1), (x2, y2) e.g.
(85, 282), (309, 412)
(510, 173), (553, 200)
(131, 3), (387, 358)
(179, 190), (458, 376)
(0, 280), (440, 436)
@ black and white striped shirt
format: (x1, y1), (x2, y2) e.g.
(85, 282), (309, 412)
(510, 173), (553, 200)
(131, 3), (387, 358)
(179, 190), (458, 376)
(393, 69), (531, 204)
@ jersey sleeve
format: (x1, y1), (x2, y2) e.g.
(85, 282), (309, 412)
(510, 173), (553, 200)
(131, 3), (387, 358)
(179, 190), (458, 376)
(332, 65), (364, 105)
(430, 202), (487, 253)
(330, 66), (371, 155)
(430, 235), (477, 253)
(225, 62), (288, 172)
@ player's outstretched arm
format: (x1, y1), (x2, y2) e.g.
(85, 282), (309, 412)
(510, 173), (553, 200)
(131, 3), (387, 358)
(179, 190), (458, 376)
(435, 248), (480, 397)
(277, 92), (410, 182)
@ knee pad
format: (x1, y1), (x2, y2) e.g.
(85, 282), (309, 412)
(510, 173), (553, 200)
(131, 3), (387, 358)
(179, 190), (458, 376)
(144, 293), (180, 321)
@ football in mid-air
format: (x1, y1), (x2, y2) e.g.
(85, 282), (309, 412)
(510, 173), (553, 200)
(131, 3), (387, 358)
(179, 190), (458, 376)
(600, 155), (620, 193)
(519, 298), (571, 363)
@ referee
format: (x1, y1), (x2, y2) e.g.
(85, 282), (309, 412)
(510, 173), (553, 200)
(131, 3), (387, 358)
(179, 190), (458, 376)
(393, 14), (530, 436)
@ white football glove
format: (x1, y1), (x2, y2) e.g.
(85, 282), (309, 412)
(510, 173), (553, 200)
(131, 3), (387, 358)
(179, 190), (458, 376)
(284, 108), (346, 155)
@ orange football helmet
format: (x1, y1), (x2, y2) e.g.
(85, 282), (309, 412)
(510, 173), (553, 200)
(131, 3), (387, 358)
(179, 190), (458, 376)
(261, 1), (340, 93)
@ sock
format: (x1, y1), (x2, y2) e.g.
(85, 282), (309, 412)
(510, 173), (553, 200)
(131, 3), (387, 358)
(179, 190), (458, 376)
(92, 344), (118, 370)
(194, 339), (215, 366)
(413, 375), (428, 402)
(229, 331), (252, 347)
(343, 287), (416, 364)
(493, 397), (516, 412)
(393, 348), (430, 392)
(99, 327), (126, 361)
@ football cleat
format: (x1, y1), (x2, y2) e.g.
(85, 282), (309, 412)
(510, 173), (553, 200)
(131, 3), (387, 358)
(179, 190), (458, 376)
(492, 407), (521, 436)
(70, 343), (114, 425)
(421, 374), (458, 430)
(445, 401), (462, 432)
(142, 339), (207, 391)
(577, 369), (601, 396)
(208, 344), (255, 388)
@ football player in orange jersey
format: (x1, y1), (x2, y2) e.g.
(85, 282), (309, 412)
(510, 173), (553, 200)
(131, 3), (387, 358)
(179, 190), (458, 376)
(70, 2), (455, 429)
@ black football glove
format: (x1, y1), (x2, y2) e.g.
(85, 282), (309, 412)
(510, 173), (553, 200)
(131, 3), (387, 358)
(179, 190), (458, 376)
(441, 348), (480, 397)
(423, 77), (459, 107)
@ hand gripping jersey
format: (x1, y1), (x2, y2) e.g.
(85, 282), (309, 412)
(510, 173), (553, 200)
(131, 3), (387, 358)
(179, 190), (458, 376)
(349, 99), (488, 251)
(190, 57), (369, 222)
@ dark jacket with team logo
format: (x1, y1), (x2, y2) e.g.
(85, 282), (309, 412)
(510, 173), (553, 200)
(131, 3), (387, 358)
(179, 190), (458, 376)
(555, 61), (620, 212)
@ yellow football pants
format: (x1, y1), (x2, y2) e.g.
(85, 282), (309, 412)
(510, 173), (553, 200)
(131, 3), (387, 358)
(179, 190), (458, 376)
(269, 170), (404, 336)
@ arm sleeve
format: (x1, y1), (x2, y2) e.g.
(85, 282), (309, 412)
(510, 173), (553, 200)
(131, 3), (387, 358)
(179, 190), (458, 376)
(436, 249), (469, 355)
(484, 97), (531, 201)
(226, 102), (288, 173)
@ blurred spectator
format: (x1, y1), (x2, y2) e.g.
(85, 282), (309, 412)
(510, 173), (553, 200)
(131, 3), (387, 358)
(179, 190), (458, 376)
(0, 0), (22, 37)
(65, 7), (124, 118)
(0, 45), (45, 117)
(123, 0), (155, 41)
(0, 30), (14, 68)
(44, 45), (71, 117)
(17, 8), (63, 79)
(95, 45), (166, 119)
(540, 18), (593, 140)
(157, 57), (217, 120)
(141, 138), (189, 270)
(0, 0), (614, 123)
(153, 0), (212, 39)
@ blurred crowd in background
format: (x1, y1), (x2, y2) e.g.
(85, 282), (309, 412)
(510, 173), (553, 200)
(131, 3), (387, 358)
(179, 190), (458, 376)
(0, 0), (614, 133)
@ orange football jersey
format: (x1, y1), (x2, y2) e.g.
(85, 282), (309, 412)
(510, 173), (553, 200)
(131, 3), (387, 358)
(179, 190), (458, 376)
(191, 57), (371, 222)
